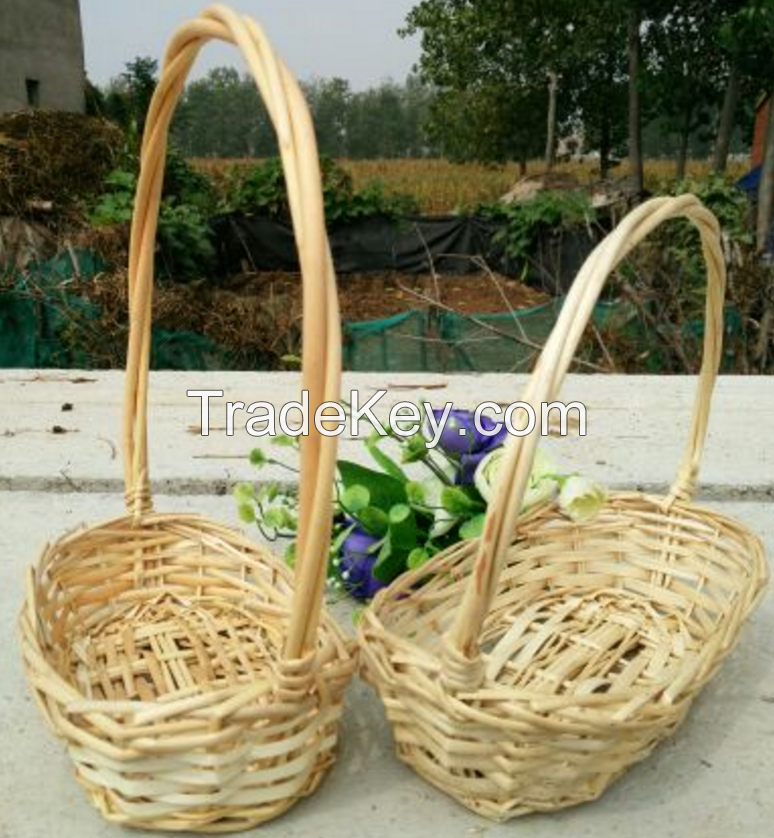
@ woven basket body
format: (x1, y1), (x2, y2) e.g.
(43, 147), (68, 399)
(359, 196), (768, 821)
(18, 6), (354, 832)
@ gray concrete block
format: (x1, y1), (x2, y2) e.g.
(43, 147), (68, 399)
(0, 492), (772, 838)
(0, 0), (85, 114)
(1, 371), (772, 499)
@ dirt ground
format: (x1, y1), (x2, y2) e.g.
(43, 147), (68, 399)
(223, 270), (548, 320)
(70, 268), (548, 368)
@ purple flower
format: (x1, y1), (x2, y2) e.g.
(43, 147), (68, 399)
(457, 450), (490, 485)
(338, 527), (386, 600)
(430, 408), (508, 483)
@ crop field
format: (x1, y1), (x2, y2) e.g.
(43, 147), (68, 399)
(193, 157), (750, 215)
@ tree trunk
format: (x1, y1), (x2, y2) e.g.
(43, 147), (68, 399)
(713, 59), (741, 174)
(519, 155), (528, 176)
(676, 106), (693, 181)
(757, 93), (774, 252)
(599, 49), (615, 180)
(545, 70), (559, 171)
(627, 7), (644, 196)
(599, 109), (612, 180)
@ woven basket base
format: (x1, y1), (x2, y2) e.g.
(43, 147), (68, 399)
(360, 494), (767, 821)
(21, 513), (356, 832)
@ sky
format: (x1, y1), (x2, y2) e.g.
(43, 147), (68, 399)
(79, 1), (422, 90)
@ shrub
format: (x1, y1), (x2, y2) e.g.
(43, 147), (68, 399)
(90, 161), (214, 280)
(481, 190), (596, 266)
(221, 156), (418, 224)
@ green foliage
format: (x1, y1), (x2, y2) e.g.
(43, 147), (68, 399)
(95, 57), (160, 145)
(156, 201), (215, 278)
(89, 170), (135, 226)
(172, 67), (278, 158)
(402, 0), (774, 166)
(594, 175), (758, 374)
(167, 67), (436, 159)
(90, 155), (215, 280)
(637, 176), (753, 319)
(426, 85), (547, 165)
(482, 190), (596, 264)
(672, 175), (753, 246)
(163, 150), (217, 213)
(401, 0), (602, 163)
(221, 156), (287, 217)
(222, 156), (418, 225)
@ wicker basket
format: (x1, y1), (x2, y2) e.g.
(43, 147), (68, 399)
(358, 194), (768, 821)
(18, 6), (355, 832)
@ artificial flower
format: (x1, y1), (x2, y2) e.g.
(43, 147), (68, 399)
(338, 527), (385, 600)
(428, 408), (508, 463)
(558, 475), (608, 523)
(475, 446), (560, 511)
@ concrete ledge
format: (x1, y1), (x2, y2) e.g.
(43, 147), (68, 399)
(1, 371), (773, 498)
(0, 492), (772, 838)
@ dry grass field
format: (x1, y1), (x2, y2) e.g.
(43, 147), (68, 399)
(193, 157), (751, 215)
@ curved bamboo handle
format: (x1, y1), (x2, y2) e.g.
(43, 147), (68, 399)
(122, 4), (341, 659)
(443, 195), (727, 683)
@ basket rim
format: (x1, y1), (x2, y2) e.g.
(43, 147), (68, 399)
(358, 491), (768, 714)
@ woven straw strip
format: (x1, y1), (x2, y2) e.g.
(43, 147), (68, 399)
(120, 5), (340, 659)
(449, 196), (726, 671)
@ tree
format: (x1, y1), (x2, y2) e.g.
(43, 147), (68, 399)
(349, 83), (404, 158)
(545, 71), (559, 169)
(402, 0), (660, 178)
(714, 1), (774, 173)
(401, 0), (579, 167)
(568, 20), (628, 179)
(645, 2), (724, 180)
(120, 57), (159, 138)
(425, 84), (546, 168)
(173, 68), (276, 157)
(303, 78), (351, 156)
(95, 56), (159, 144)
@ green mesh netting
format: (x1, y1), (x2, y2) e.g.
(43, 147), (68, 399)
(343, 299), (742, 373)
(0, 250), (227, 371)
(439, 299), (565, 373)
(0, 250), (744, 373)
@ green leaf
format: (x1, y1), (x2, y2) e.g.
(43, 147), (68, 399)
(366, 436), (408, 482)
(407, 547), (431, 570)
(441, 486), (481, 516)
(237, 503), (256, 524)
(338, 460), (407, 511)
(257, 483), (281, 504)
(401, 432), (429, 464)
(406, 480), (426, 506)
(263, 506), (295, 532)
(249, 448), (268, 468)
(372, 534), (407, 583)
(459, 514), (486, 540)
(368, 424), (393, 442)
(272, 434), (299, 449)
(341, 484), (371, 514)
(388, 504), (418, 550)
(357, 506), (390, 537)
(389, 503), (411, 525)
(233, 482), (255, 504)
(284, 542), (297, 567)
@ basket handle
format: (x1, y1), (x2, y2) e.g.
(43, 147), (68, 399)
(122, 5), (341, 659)
(443, 195), (727, 685)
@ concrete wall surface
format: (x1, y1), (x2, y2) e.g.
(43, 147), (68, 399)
(0, 0), (85, 113)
